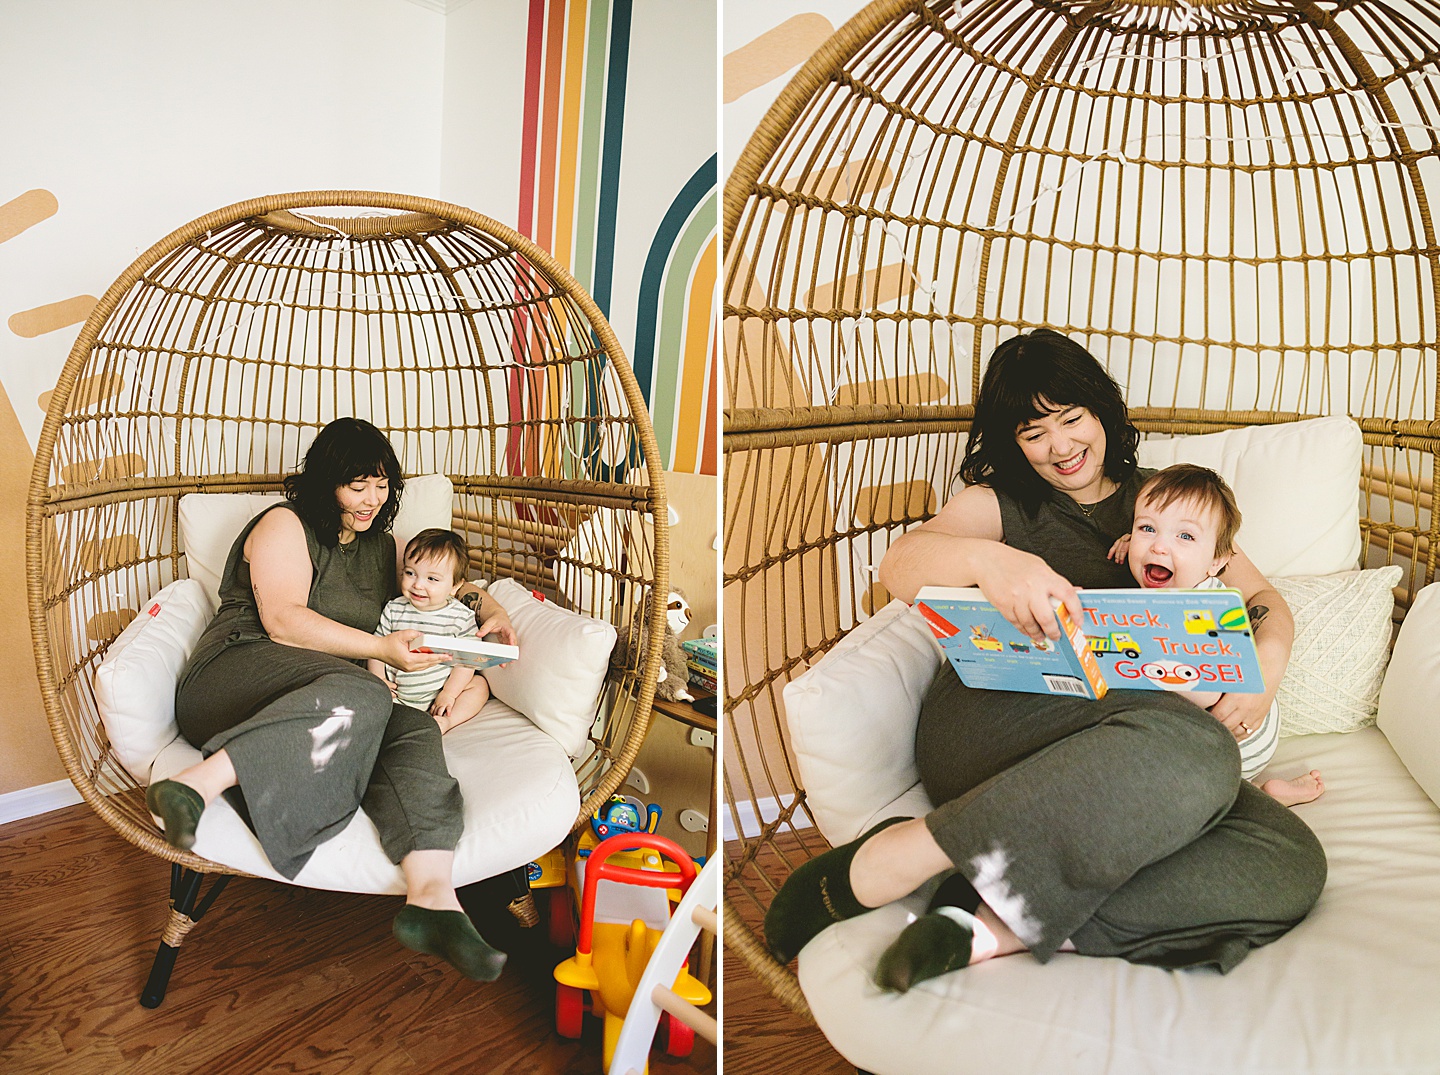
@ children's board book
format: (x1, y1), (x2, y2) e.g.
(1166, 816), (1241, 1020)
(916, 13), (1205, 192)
(913, 586), (1265, 700)
(415, 635), (519, 672)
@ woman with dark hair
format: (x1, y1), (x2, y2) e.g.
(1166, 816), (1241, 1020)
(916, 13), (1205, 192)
(148, 417), (515, 981)
(766, 329), (1326, 989)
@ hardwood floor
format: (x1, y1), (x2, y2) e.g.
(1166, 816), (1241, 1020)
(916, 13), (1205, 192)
(720, 833), (856, 1075)
(0, 804), (716, 1074)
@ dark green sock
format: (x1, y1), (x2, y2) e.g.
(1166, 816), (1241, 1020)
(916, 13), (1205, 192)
(874, 871), (983, 992)
(145, 779), (205, 851)
(393, 905), (507, 982)
(764, 816), (908, 964)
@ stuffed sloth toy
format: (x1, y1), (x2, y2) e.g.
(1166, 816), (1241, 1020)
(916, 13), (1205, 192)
(611, 588), (694, 702)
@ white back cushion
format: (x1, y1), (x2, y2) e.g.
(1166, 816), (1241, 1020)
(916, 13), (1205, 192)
(1378, 581), (1440, 808)
(94, 579), (214, 782)
(782, 599), (940, 845)
(1137, 414), (1362, 577)
(482, 577), (617, 758)
(179, 473), (454, 606)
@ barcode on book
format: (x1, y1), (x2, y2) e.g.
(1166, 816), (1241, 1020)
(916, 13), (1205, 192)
(1042, 674), (1089, 697)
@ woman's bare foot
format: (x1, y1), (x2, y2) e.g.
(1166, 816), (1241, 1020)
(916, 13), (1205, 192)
(171, 749), (239, 805)
(974, 903), (1026, 961)
(1260, 769), (1324, 807)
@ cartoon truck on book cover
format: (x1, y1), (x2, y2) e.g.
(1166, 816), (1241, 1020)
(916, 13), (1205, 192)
(969, 625), (1003, 652)
(1182, 605), (1252, 636)
(1087, 631), (1142, 659)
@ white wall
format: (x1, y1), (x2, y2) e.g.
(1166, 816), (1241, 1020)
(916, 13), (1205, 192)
(439, 0), (530, 224)
(0, 0), (445, 449)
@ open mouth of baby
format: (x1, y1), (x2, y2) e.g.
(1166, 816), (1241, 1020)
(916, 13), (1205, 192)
(1142, 563), (1174, 587)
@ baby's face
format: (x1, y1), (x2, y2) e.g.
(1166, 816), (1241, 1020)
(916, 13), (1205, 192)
(401, 553), (462, 612)
(1128, 491), (1227, 589)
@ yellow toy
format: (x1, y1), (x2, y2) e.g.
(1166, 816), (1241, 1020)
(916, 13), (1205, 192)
(553, 832), (711, 1073)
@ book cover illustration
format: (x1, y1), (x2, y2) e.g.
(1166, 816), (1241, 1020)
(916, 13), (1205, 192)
(415, 634), (519, 672)
(914, 586), (1264, 699)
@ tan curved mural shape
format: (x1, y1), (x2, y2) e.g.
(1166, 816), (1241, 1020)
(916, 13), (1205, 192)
(0, 189), (59, 244)
(1, 186), (69, 795)
(723, 13), (834, 103)
(9, 295), (98, 339)
(0, 376), (64, 794)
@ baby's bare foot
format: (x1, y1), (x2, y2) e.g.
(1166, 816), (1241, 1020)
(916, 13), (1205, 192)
(1261, 769), (1324, 808)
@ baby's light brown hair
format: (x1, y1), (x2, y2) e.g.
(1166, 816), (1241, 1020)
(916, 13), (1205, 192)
(1137, 464), (1242, 558)
(404, 528), (469, 583)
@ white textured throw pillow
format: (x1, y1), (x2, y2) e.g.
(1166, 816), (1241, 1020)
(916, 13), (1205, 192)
(1138, 416), (1362, 577)
(1272, 567), (1402, 735)
(783, 599), (940, 845)
(94, 578), (214, 783)
(481, 577), (617, 757)
(179, 474), (455, 607)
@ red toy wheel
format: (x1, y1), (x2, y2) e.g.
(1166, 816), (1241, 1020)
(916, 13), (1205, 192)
(555, 983), (585, 1038)
(546, 888), (575, 949)
(660, 1011), (695, 1057)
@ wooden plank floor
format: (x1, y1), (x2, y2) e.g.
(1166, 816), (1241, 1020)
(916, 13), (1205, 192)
(720, 832), (855, 1075)
(0, 804), (716, 1075)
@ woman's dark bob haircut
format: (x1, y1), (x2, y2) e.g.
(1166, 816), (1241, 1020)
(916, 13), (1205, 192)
(283, 418), (405, 546)
(959, 328), (1139, 513)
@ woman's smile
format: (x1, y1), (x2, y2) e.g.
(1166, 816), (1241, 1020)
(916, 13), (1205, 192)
(1016, 403), (1110, 500)
(335, 475), (390, 539)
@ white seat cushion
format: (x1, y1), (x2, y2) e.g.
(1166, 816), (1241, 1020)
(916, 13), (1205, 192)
(799, 727), (1440, 1075)
(151, 697), (578, 891)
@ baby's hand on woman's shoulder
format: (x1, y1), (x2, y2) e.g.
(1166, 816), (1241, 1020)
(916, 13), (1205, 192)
(1107, 533), (1131, 564)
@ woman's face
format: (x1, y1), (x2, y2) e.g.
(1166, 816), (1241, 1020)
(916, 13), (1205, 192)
(335, 474), (390, 539)
(1015, 401), (1109, 499)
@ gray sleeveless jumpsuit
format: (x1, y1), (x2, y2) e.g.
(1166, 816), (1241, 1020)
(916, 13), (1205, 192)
(914, 470), (1326, 972)
(175, 503), (463, 879)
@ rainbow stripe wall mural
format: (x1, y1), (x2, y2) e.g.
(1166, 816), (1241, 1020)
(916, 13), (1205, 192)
(516, 0), (717, 477)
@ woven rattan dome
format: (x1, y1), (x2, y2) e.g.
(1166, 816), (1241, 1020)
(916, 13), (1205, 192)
(724, 0), (1440, 1014)
(28, 190), (669, 876)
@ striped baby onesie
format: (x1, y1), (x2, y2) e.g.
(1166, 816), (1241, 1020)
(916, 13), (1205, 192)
(375, 596), (478, 707)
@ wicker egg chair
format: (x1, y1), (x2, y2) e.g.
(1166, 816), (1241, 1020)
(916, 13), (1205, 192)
(27, 190), (669, 998)
(723, 0), (1440, 1022)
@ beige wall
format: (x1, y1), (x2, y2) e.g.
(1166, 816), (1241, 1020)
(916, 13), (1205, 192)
(0, 390), (63, 795)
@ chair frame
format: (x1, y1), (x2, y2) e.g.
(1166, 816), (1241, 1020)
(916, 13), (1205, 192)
(723, 0), (1440, 1018)
(26, 190), (671, 1004)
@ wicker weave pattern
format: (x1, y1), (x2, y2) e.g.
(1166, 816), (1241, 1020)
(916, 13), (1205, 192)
(27, 190), (669, 875)
(724, 0), (1440, 1013)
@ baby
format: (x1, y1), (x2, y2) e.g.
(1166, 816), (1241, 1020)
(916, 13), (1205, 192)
(1115, 464), (1323, 807)
(368, 528), (514, 735)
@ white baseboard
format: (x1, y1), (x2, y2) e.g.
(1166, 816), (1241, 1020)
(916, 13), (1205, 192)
(723, 794), (813, 842)
(0, 779), (83, 827)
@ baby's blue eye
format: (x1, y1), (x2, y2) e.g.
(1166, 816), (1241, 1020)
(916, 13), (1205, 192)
(1179, 532), (1195, 542)
(1138, 524), (1155, 534)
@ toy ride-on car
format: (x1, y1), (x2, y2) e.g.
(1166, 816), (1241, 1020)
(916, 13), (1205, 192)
(552, 832), (711, 1073)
